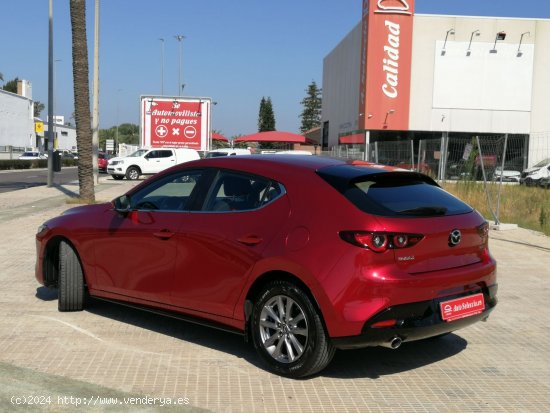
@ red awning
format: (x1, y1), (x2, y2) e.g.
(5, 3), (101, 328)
(234, 131), (315, 144)
(212, 133), (229, 142)
(338, 134), (364, 144)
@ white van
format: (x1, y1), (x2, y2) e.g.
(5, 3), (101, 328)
(205, 148), (251, 158)
(107, 148), (200, 180)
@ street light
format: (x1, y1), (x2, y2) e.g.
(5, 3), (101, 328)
(47, 0), (54, 187)
(174, 34), (185, 96)
(159, 38), (164, 95)
(115, 89), (122, 154)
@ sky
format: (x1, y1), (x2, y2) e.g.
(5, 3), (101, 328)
(2, 0), (550, 139)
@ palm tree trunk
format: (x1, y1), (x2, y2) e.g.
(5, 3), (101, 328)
(70, 0), (95, 202)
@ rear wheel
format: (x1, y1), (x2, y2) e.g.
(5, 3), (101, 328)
(125, 166), (140, 180)
(58, 240), (85, 312)
(251, 280), (335, 378)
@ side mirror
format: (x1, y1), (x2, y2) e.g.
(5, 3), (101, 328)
(114, 194), (131, 215)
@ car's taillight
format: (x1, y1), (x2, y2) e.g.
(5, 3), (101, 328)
(340, 231), (423, 252)
(477, 222), (489, 244)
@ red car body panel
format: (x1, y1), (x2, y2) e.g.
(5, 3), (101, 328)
(35, 155), (497, 343)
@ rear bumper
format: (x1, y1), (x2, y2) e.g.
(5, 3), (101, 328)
(332, 284), (497, 350)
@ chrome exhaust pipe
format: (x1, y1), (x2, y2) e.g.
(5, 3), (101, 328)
(381, 336), (402, 349)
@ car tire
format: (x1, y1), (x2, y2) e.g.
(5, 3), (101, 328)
(112, 175), (124, 180)
(126, 167), (140, 180)
(58, 240), (85, 312)
(251, 280), (335, 378)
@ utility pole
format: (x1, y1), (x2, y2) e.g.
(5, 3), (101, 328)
(174, 35), (185, 96)
(47, 0), (54, 187)
(92, 0), (100, 184)
(159, 38), (164, 95)
(115, 89), (122, 153)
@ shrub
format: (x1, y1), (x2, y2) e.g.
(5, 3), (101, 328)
(0, 159), (48, 170)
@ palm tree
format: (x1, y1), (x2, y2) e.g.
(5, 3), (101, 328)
(70, 0), (95, 201)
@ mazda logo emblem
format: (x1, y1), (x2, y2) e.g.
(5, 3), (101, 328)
(448, 229), (461, 247)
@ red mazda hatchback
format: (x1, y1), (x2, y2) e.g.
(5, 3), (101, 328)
(35, 155), (497, 378)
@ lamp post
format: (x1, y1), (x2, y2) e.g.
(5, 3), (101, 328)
(115, 89), (122, 154)
(159, 38), (164, 95)
(47, 0), (54, 187)
(174, 34), (185, 96)
(54, 59), (61, 111)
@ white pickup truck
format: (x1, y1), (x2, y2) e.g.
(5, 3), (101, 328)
(107, 148), (200, 180)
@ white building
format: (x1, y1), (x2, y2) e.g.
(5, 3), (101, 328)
(322, 0), (550, 167)
(43, 122), (77, 152)
(0, 82), (35, 150)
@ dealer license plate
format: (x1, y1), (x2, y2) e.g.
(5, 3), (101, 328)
(440, 293), (485, 322)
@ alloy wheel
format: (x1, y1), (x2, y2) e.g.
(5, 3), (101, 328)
(258, 295), (309, 363)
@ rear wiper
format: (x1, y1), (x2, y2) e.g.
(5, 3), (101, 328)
(398, 206), (447, 216)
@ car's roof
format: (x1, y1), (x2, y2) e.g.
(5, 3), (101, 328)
(184, 155), (403, 176)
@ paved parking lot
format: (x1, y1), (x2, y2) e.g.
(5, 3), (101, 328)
(0, 176), (549, 412)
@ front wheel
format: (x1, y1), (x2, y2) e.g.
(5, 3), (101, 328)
(58, 240), (85, 312)
(125, 166), (140, 180)
(251, 280), (335, 378)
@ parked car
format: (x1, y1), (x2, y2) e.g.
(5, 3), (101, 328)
(62, 151), (78, 160)
(520, 158), (550, 186)
(35, 156), (497, 378)
(492, 167), (521, 183)
(107, 147), (200, 180)
(97, 152), (110, 172)
(18, 151), (46, 160)
(205, 148), (251, 157)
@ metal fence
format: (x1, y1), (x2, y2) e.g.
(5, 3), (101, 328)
(326, 132), (550, 223)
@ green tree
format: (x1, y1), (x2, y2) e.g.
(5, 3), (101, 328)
(299, 81), (322, 133)
(258, 96), (276, 132)
(2, 77), (19, 93)
(99, 123), (139, 151)
(117, 123), (139, 145)
(70, 0), (94, 201)
(33, 101), (45, 117)
(0, 72), (3, 82)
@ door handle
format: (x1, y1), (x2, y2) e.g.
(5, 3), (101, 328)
(153, 229), (175, 240)
(237, 235), (263, 246)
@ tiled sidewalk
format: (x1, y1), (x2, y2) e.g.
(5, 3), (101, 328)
(0, 176), (548, 412)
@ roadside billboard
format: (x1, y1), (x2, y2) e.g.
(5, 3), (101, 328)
(358, 0), (414, 131)
(140, 96), (211, 150)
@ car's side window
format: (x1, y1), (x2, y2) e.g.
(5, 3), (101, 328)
(203, 171), (283, 212)
(147, 150), (163, 159)
(158, 150), (173, 158)
(130, 170), (204, 211)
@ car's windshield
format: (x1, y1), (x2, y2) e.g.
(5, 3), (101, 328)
(533, 158), (550, 168)
(128, 149), (149, 157)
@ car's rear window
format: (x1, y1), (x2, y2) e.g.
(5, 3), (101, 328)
(318, 169), (473, 217)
